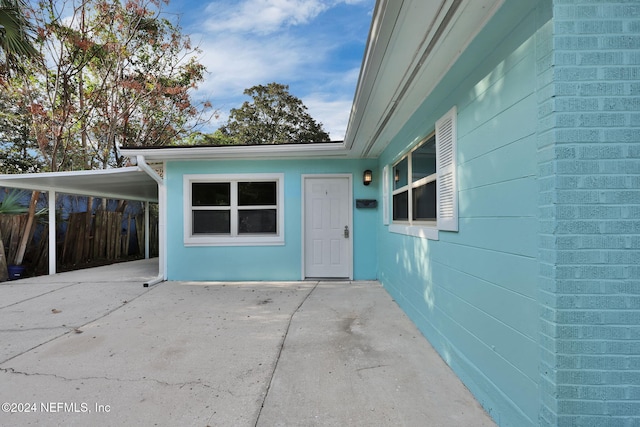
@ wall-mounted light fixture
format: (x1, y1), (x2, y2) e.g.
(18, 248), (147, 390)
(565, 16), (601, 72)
(394, 169), (400, 182)
(363, 170), (372, 186)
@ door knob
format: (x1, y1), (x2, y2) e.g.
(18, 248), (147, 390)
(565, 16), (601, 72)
(344, 225), (349, 238)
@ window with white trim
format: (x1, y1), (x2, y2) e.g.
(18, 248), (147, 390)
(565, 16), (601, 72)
(388, 106), (458, 239)
(392, 134), (437, 223)
(184, 173), (285, 246)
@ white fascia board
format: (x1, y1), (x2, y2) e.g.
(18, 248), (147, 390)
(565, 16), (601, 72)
(344, 0), (404, 152)
(119, 143), (351, 162)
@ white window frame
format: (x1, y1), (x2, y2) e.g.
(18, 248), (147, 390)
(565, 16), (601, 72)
(183, 173), (285, 246)
(388, 106), (458, 240)
(389, 133), (439, 240)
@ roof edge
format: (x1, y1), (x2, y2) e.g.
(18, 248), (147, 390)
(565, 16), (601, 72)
(119, 142), (352, 161)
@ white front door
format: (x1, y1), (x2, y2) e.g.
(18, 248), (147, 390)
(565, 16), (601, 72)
(303, 176), (352, 279)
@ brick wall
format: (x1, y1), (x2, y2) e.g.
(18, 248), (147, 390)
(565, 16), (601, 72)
(538, 0), (640, 425)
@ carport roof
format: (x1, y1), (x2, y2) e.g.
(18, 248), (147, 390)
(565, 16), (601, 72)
(0, 167), (158, 202)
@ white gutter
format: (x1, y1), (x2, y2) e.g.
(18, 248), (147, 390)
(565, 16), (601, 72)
(135, 155), (163, 186)
(134, 155), (166, 287)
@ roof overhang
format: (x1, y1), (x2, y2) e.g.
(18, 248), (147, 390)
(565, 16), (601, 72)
(0, 167), (158, 202)
(344, 0), (504, 158)
(119, 142), (354, 161)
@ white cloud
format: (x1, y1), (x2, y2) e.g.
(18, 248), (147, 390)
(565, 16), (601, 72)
(204, 0), (328, 34)
(193, 31), (329, 101)
(202, 0), (371, 34)
(304, 94), (356, 141)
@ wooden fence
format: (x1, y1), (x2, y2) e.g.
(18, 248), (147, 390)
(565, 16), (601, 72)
(62, 211), (157, 265)
(0, 211), (158, 280)
(0, 214), (29, 266)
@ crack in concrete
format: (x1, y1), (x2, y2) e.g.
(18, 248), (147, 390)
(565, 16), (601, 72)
(254, 281), (320, 427)
(0, 282), (83, 310)
(356, 364), (389, 372)
(0, 326), (70, 332)
(0, 284), (160, 365)
(0, 366), (216, 390)
(253, 281), (320, 427)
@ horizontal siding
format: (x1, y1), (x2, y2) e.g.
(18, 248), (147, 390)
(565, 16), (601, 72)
(437, 10), (539, 420)
(430, 264), (539, 380)
(444, 217), (537, 257)
(458, 97), (537, 166)
(432, 242), (537, 300)
(431, 246), (538, 337)
(459, 128), (537, 191)
(459, 177), (537, 218)
(381, 262), (538, 427)
(457, 46), (537, 142)
(378, 2), (546, 425)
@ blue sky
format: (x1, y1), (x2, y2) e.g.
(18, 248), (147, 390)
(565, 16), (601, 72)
(166, 0), (375, 140)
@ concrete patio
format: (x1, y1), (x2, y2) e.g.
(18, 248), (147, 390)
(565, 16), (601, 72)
(0, 259), (494, 426)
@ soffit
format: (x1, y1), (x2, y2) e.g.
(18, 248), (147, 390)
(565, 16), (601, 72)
(344, 0), (505, 158)
(0, 167), (158, 202)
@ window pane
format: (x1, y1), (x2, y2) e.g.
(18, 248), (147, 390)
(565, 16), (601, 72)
(238, 182), (277, 206)
(393, 191), (409, 221)
(238, 209), (277, 234)
(412, 136), (436, 182)
(192, 183), (230, 206)
(193, 210), (230, 234)
(393, 157), (408, 190)
(413, 181), (437, 221)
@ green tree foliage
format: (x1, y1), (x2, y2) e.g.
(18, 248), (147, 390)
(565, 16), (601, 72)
(6, 0), (211, 171)
(219, 82), (330, 145)
(0, 0), (39, 79)
(183, 129), (235, 146)
(0, 84), (45, 173)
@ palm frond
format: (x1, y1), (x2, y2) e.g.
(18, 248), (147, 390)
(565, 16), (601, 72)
(0, 189), (28, 214)
(0, 0), (39, 75)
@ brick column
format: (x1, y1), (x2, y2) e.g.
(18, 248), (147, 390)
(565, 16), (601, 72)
(538, 1), (640, 425)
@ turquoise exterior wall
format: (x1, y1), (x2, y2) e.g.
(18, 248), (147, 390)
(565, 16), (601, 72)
(376, 2), (546, 426)
(538, 1), (640, 426)
(165, 159), (378, 281)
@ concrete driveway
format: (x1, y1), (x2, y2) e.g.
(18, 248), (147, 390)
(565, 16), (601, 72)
(0, 259), (494, 426)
